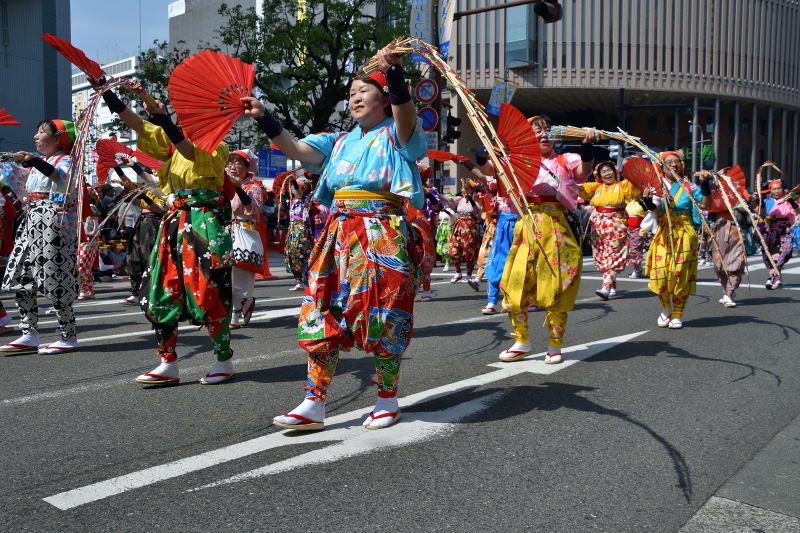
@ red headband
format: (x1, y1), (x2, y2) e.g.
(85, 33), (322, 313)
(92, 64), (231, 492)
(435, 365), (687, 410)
(354, 71), (388, 92)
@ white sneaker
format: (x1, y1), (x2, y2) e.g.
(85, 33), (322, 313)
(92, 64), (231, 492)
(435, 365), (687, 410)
(608, 289), (617, 298)
(273, 398), (325, 431)
(120, 295), (139, 305)
(229, 311), (242, 329)
(718, 296), (726, 304)
(498, 341), (532, 362)
(765, 279), (774, 289)
(38, 339), (79, 355)
(721, 295), (737, 308)
(657, 313), (671, 328)
(420, 291), (432, 302)
(199, 359), (235, 384)
(77, 292), (95, 300)
(773, 279), (783, 289)
(450, 273), (462, 283)
(668, 318), (683, 329)
(134, 361), (179, 384)
(442, 265), (450, 272)
(481, 302), (497, 315)
(289, 283), (304, 291)
(595, 289), (610, 300)
(0, 333), (40, 353)
(628, 271), (639, 279)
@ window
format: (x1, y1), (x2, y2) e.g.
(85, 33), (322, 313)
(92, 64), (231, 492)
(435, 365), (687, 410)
(505, 4), (537, 69)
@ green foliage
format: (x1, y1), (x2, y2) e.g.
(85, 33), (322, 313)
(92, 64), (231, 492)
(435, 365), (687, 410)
(217, 0), (419, 139)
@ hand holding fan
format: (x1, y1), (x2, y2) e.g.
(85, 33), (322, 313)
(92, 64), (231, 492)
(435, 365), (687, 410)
(168, 49), (255, 153)
(622, 157), (661, 194)
(42, 33), (104, 81)
(0, 108), (21, 126)
(131, 150), (165, 172)
(426, 150), (469, 163)
(95, 137), (134, 183)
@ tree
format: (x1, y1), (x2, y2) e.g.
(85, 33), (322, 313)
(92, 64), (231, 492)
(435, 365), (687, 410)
(217, 0), (418, 139)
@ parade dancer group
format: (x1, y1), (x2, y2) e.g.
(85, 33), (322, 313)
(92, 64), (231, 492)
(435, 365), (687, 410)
(1, 37), (798, 434)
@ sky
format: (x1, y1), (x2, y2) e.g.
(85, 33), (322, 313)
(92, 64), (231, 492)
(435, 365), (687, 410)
(70, 0), (172, 66)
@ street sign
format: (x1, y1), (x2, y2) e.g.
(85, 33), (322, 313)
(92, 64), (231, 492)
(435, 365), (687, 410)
(257, 146), (287, 178)
(415, 79), (439, 104)
(418, 106), (439, 131)
(425, 131), (438, 150)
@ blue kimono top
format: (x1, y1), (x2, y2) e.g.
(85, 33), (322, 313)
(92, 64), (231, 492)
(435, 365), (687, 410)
(662, 181), (704, 225)
(300, 117), (426, 210)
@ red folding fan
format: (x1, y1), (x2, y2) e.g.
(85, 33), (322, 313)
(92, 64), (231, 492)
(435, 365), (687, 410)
(496, 103), (541, 195)
(272, 170), (297, 196)
(42, 33), (104, 80)
(0, 108), (21, 126)
(710, 165), (749, 213)
(168, 49), (255, 153)
(132, 150), (165, 171)
(622, 157), (662, 193)
(95, 137), (133, 183)
(426, 150), (469, 163)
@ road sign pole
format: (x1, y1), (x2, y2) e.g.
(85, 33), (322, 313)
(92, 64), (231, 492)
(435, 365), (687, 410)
(432, 0), (444, 191)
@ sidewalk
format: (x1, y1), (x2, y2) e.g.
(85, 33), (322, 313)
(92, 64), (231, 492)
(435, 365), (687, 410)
(679, 411), (800, 532)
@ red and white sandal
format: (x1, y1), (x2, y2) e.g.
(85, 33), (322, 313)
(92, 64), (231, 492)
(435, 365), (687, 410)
(363, 410), (402, 430)
(38, 340), (79, 355)
(273, 413), (324, 431)
(0, 334), (40, 354)
(134, 361), (179, 384)
(498, 342), (532, 362)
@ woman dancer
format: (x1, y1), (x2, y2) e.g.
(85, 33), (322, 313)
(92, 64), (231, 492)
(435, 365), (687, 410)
(76, 186), (100, 300)
(706, 170), (747, 307)
(99, 83), (236, 385)
(641, 152), (711, 329)
(284, 177), (312, 290)
(243, 45), (424, 430)
(447, 180), (482, 290)
(0, 185), (17, 334)
(625, 196), (650, 278)
(579, 161), (639, 299)
(435, 199), (454, 271)
(498, 115), (598, 363)
(755, 180), (798, 289)
(228, 150), (264, 327)
(0, 119), (81, 354)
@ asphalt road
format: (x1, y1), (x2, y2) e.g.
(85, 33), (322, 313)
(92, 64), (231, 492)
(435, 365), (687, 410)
(2, 253), (799, 532)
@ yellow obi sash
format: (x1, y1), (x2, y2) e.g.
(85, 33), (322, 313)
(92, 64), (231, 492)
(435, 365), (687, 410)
(333, 190), (402, 206)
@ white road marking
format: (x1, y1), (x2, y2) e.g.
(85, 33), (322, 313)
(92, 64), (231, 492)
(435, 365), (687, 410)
(42, 330), (647, 510)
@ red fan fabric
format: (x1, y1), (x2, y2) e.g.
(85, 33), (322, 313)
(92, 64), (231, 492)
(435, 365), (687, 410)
(710, 165), (750, 213)
(168, 49), (255, 153)
(0, 108), (21, 126)
(622, 157), (661, 193)
(496, 103), (541, 194)
(426, 150), (469, 163)
(95, 137), (133, 183)
(42, 33), (103, 80)
(132, 150), (165, 171)
(272, 171), (297, 196)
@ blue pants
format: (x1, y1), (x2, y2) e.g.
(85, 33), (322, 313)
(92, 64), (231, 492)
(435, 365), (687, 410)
(484, 211), (519, 305)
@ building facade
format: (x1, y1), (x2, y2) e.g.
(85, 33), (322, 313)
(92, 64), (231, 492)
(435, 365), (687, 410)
(168, 0), (261, 52)
(447, 0), (800, 186)
(0, 0), (72, 152)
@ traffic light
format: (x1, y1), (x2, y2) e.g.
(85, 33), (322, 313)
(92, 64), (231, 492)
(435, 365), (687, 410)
(443, 114), (461, 144)
(608, 144), (620, 160)
(534, 0), (562, 23)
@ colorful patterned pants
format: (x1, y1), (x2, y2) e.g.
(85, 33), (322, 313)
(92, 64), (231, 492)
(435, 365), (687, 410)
(474, 218), (496, 280)
(298, 200), (417, 402)
(500, 204), (581, 349)
(140, 191), (233, 362)
(484, 212), (518, 305)
(591, 213), (629, 291)
(284, 219), (312, 283)
(647, 213), (697, 319)
(627, 227), (650, 275)
(447, 215), (479, 275)
(760, 218), (794, 282)
(77, 240), (99, 296)
(711, 217), (745, 297)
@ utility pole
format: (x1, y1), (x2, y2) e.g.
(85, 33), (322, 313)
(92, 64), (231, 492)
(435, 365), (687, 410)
(431, 0), (444, 191)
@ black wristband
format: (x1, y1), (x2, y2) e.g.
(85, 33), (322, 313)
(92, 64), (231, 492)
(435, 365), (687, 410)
(639, 197), (657, 211)
(699, 179), (712, 197)
(102, 89), (127, 113)
(113, 166), (126, 178)
(254, 110), (283, 139)
(235, 186), (252, 206)
(579, 143), (594, 162)
(148, 113), (185, 145)
(475, 146), (488, 166)
(22, 157), (56, 176)
(462, 160), (475, 171)
(130, 162), (146, 175)
(140, 194), (155, 206)
(385, 64), (410, 106)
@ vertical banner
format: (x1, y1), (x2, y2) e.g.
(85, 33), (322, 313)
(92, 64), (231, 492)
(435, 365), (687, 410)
(438, 0), (457, 57)
(410, 0), (433, 63)
(486, 79), (520, 116)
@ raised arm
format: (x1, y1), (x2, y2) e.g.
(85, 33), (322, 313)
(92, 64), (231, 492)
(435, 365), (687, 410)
(375, 46), (416, 146)
(240, 97), (325, 166)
